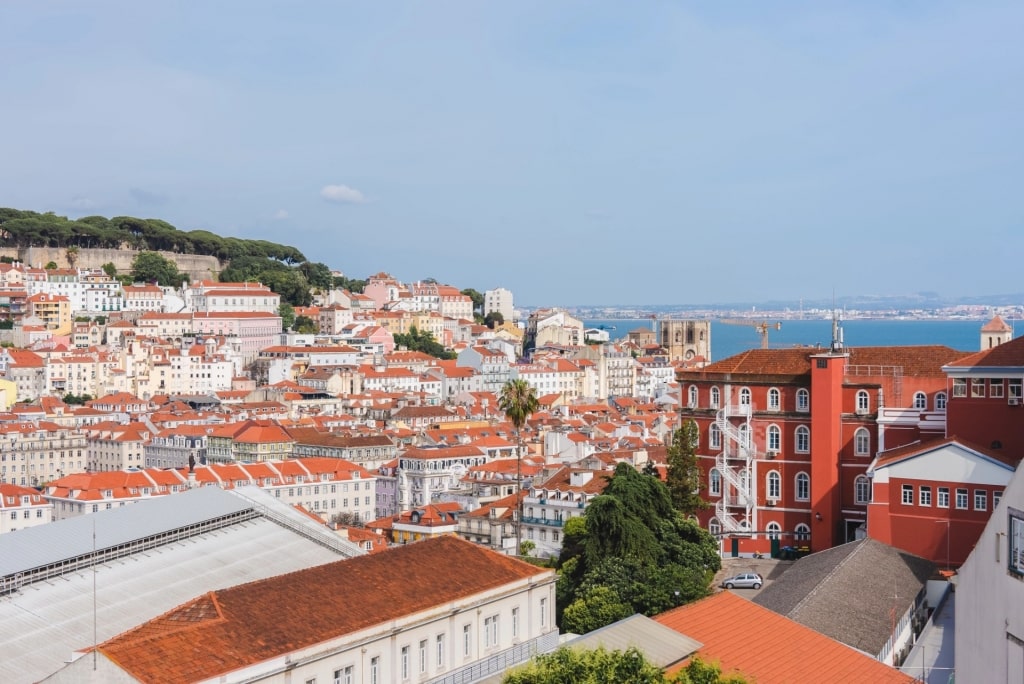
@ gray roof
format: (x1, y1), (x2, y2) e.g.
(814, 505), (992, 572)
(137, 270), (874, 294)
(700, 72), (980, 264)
(565, 613), (702, 669)
(0, 486), (362, 684)
(0, 485), (253, 578)
(753, 538), (936, 655)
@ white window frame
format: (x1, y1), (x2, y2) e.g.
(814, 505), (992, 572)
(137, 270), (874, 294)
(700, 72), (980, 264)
(511, 607), (519, 639)
(902, 484), (913, 505)
(854, 428), (870, 456)
(991, 379), (1005, 398)
(937, 487), (949, 508)
(971, 378), (986, 398)
(401, 645), (410, 680)
(935, 392), (947, 410)
(436, 634), (445, 668)
(463, 624), (471, 657)
(920, 486), (932, 507)
(913, 392), (927, 410)
(856, 390), (870, 414)
(709, 424), (721, 450)
(766, 522), (781, 539)
(709, 517), (721, 536)
(739, 387), (751, 406)
(795, 472), (810, 501)
(710, 386), (720, 409)
(796, 388), (810, 412)
(956, 488), (968, 509)
(795, 523), (810, 541)
(540, 597), (548, 628)
(420, 639), (428, 674)
(795, 425), (810, 453)
(767, 471), (781, 499)
(767, 424), (781, 452)
(952, 378), (967, 398)
(975, 489), (988, 511)
(709, 469), (721, 496)
(855, 476), (871, 504)
(688, 385), (698, 408)
(768, 388), (780, 411)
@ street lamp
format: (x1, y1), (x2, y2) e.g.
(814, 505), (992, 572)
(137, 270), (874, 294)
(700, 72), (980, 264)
(935, 519), (951, 571)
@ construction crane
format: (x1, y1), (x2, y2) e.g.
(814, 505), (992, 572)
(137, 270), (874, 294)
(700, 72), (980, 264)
(719, 319), (782, 349)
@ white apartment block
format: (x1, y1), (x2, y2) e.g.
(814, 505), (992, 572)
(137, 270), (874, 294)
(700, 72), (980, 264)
(185, 280), (281, 314)
(0, 421), (88, 487)
(484, 287), (514, 322)
(0, 483), (54, 534)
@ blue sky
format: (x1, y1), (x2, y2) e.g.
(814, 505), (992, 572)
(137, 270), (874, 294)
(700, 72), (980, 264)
(2, 2), (1021, 306)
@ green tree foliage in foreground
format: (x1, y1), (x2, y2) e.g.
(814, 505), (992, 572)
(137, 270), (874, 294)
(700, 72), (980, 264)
(666, 420), (708, 515)
(556, 463), (721, 634)
(132, 251), (186, 287)
(393, 326), (456, 360)
(503, 646), (747, 684)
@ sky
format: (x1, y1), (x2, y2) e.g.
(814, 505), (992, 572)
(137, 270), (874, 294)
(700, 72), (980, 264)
(2, 2), (1022, 306)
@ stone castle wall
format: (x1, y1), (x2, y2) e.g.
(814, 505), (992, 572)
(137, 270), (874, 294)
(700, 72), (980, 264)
(0, 247), (221, 283)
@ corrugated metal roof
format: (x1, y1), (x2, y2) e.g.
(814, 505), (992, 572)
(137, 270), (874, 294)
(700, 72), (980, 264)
(0, 485), (254, 577)
(0, 505), (350, 683)
(564, 613), (702, 669)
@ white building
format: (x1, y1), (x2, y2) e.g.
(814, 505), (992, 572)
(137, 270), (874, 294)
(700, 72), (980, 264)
(955, 463), (1024, 683)
(484, 287), (514, 322)
(42, 535), (558, 684)
(0, 483), (53, 534)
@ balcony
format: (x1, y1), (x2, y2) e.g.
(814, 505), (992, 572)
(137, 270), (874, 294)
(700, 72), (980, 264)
(521, 516), (564, 527)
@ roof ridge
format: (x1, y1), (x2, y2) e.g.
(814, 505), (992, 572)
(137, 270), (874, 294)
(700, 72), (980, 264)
(788, 540), (865, 619)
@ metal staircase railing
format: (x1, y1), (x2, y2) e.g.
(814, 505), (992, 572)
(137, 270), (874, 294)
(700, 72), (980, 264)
(712, 404), (755, 533)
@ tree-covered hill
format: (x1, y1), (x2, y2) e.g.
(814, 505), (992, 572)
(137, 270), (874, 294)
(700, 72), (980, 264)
(0, 208), (306, 263)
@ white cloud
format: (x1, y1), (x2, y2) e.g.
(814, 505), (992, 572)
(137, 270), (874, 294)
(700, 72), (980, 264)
(273, 209), (289, 220)
(320, 184), (367, 204)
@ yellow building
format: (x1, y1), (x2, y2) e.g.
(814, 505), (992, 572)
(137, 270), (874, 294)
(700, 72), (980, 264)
(27, 293), (72, 335)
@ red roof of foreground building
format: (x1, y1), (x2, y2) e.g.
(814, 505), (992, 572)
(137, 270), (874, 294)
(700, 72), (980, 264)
(655, 591), (915, 683)
(96, 536), (549, 682)
(696, 345), (968, 378)
(944, 332), (1024, 369)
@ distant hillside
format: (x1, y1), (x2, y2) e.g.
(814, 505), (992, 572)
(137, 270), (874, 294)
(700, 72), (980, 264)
(0, 208), (363, 307)
(0, 208), (306, 263)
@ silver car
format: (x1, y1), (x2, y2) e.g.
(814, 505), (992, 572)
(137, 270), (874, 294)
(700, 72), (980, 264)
(721, 572), (763, 589)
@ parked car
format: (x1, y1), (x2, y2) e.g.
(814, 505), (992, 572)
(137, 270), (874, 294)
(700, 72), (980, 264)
(721, 572), (763, 589)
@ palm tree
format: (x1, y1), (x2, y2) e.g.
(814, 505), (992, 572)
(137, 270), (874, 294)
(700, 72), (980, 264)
(499, 378), (539, 556)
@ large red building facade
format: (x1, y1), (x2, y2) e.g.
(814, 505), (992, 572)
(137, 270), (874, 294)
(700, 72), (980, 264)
(677, 328), (967, 556)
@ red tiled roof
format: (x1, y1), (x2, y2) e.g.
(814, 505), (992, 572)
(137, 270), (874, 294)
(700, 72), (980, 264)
(655, 592), (915, 683)
(981, 315), (1012, 333)
(696, 345), (967, 378)
(98, 537), (549, 682)
(872, 435), (1019, 470)
(944, 333), (1024, 369)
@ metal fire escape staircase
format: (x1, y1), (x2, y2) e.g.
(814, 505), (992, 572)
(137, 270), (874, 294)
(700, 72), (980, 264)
(714, 403), (756, 533)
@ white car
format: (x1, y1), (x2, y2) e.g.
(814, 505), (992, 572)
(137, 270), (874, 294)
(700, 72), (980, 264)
(721, 572), (763, 589)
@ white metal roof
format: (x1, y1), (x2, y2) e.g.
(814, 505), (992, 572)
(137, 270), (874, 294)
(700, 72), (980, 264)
(0, 486), (361, 684)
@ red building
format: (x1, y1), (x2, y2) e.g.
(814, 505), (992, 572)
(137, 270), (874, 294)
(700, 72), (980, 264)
(677, 321), (967, 556)
(866, 437), (1014, 567)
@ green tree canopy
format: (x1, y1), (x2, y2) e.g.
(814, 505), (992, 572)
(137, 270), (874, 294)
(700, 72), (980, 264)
(503, 646), (747, 684)
(131, 251), (186, 286)
(666, 420), (708, 515)
(393, 326), (455, 360)
(484, 311), (505, 329)
(278, 303), (296, 331)
(556, 462), (720, 633)
(461, 287), (484, 313)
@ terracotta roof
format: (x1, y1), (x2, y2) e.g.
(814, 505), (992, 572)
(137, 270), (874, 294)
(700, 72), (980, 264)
(981, 315), (1012, 333)
(655, 592), (916, 683)
(944, 333), (1024, 369)
(98, 536), (550, 682)
(695, 345), (967, 379)
(872, 435), (1019, 470)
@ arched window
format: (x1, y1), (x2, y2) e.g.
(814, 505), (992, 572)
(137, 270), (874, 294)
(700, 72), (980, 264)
(738, 424), (751, 449)
(739, 468), (749, 494)
(855, 475), (871, 504)
(854, 428), (871, 456)
(913, 392), (927, 410)
(738, 518), (750, 530)
(856, 390), (870, 414)
(739, 387), (752, 406)
(766, 471), (781, 499)
(708, 517), (721, 536)
(688, 385), (698, 408)
(709, 469), (721, 496)
(766, 522), (782, 540)
(709, 424), (722, 450)
(795, 472), (810, 501)
(795, 425), (810, 453)
(768, 388), (781, 411)
(935, 392), (947, 411)
(767, 425), (781, 452)
(795, 523), (810, 541)
(796, 388), (810, 412)
(710, 386), (720, 409)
